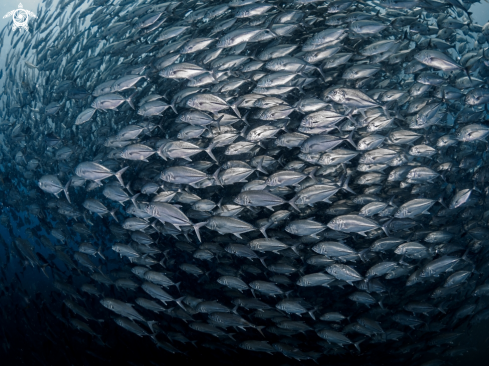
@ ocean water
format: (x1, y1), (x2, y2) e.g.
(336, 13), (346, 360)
(1, 0), (489, 365)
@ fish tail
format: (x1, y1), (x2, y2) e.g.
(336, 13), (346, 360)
(354, 339), (364, 352)
(288, 195), (301, 213)
(63, 178), (71, 203)
(256, 325), (265, 338)
(126, 92), (136, 110)
(346, 129), (357, 149)
(230, 101), (241, 119)
(109, 208), (119, 223)
(204, 142), (218, 163)
(341, 175), (356, 195)
(114, 166), (128, 186)
(192, 221), (207, 242)
(212, 167), (222, 186)
(256, 156), (268, 175)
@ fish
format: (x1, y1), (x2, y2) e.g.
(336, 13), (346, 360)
(0, 0), (488, 364)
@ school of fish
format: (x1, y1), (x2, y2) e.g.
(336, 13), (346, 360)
(1, 0), (489, 364)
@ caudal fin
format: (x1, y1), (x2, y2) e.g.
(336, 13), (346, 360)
(308, 166), (318, 183)
(381, 104), (391, 119)
(230, 101), (241, 119)
(241, 111), (250, 126)
(97, 245), (106, 260)
(109, 208), (119, 223)
(212, 167), (222, 186)
(204, 142), (218, 162)
(170, 102), (178, 114)
(288, 195), (301, 213)
(114, 166), (128, 186)
(341, 175), (356, 195)
(63, 178), (72, 203)
(130, 193), (140, 210)
(147, 320), (158, 334)
(358, 248), (370, 262)
(354, 339), (364, 352)
(126, 92), (136, 110)
(256, 156), (268, 175)
(192, 221), (207, 242)
(259, 222), (271, 238)
(381, 219), (392, 237)
(256, 325), (265, 338)
(175, 296), (186, 311)
(308, 306), (318, 320)
(125, 181), (134, 195)
(346, 130), (357, 149)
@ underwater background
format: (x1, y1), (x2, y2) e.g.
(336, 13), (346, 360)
(2, 0), (489, 365)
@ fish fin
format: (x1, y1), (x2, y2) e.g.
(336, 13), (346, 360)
(359, 249), (370, 262)
(97, 246), (106, 260)
(256, 325), (265, 338)
(461, 249), (473, 264)
(212, 167), (222, 186)
(288, 195), (301, 213)
(63, 178), (71, 203)
(314, 65), (326, 81)
(126, 92), (136, 110)
(381, 219), (392, 237)
(230, 101), (241, 119)
(130, 193), (140, 210)
(259, 223), (271, 238)
(308, 166), (318, 183)
(241, 111), (250, 126)
(147, 321), (158, 334)
(346, 129), (357, 149)
(308, 306), (318, 320)
(125, 181), (134, 195)
(175, 296), (186, 311)
(215, 114), (224, 132)
(437, 196), (448, 209)
(205, 142), (218, 163)
(192, 221), (207, 242)
(114, 166), (128, 186)
(240, 125), (248, 138)
(381, 102), (392, 119)
(354, 339), (364, 352)
(109, 208), (119, 223)
(341, 175), (356, 195)
(256, 156), (268, 174)
(297, 78), (306, 95)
